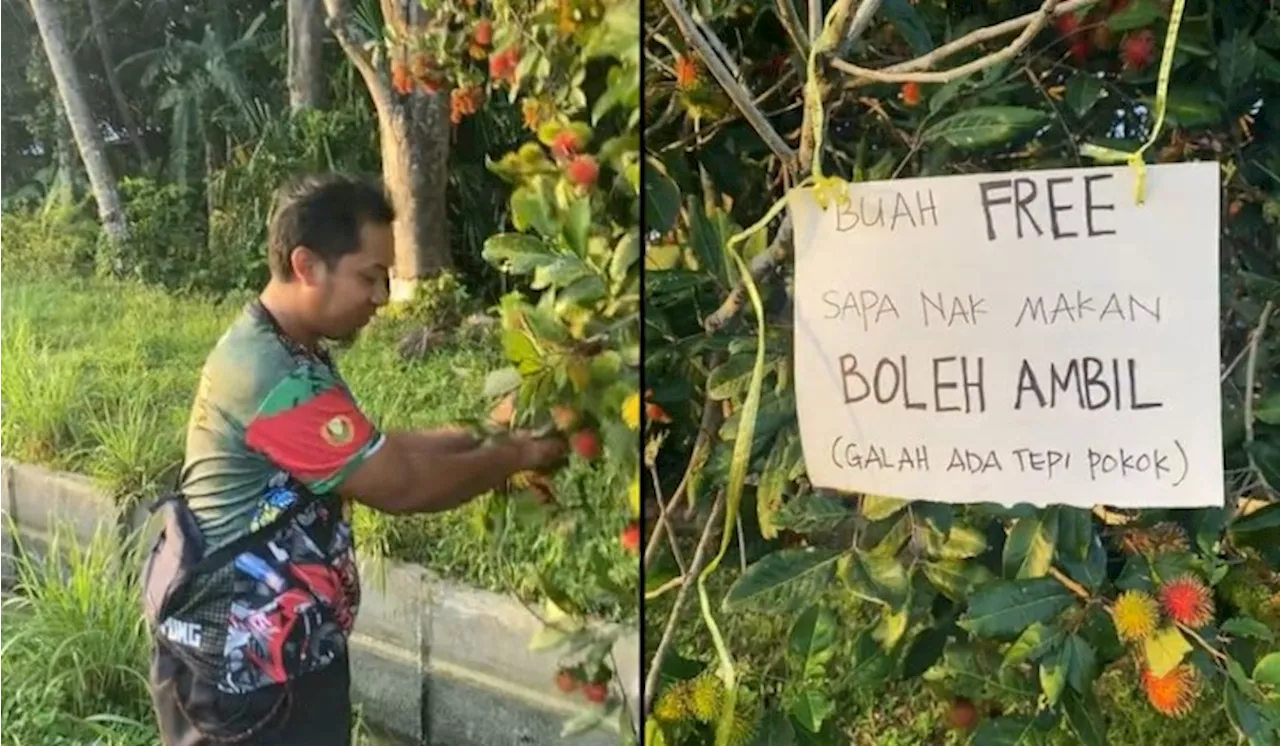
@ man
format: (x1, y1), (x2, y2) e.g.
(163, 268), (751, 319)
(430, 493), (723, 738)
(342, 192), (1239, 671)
(141, 173), (566, 745)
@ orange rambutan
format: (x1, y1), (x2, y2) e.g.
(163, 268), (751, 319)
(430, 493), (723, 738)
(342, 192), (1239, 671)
(1159, 575), (1215, 628)
(674, 55), (700, 91)
(1141, 664), (1198, 718)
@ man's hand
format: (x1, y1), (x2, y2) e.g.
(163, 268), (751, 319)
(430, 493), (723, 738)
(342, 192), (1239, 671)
(510, 432), (569, 473)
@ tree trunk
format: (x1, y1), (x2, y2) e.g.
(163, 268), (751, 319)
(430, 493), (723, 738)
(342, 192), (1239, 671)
(86, 0), (149, 167)
(29, 0), (128, 242)
(288, 0), (328, 113)
(323, 0), (452, 302)
(52, 104), (78, 205)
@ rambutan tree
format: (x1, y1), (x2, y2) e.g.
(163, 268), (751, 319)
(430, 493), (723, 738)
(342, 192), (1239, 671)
(328, 0), (641, 739)
(643, 0), (1280, 744)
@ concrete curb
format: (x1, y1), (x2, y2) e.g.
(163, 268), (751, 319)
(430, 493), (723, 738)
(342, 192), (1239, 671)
(0, 459), (639, 745)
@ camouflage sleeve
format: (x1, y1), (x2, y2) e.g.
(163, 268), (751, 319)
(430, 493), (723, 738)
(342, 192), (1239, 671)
(243, 363), (385, 495)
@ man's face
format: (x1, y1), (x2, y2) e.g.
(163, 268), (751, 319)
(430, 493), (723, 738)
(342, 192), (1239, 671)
(304, 222), (394, 343)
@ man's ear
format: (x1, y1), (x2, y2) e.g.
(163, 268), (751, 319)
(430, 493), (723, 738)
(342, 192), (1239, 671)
(289, 246), (325, 286)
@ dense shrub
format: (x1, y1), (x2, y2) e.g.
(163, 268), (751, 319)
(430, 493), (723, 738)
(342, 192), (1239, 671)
(0, 201), (99, 278)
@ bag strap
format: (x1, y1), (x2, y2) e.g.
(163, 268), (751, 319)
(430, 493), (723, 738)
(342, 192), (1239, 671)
(189, 498), (311, 575)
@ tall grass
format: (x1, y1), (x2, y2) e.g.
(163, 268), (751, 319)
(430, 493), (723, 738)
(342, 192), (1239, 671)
(1, 520), (153, 746)
(2, 277), (634, 619)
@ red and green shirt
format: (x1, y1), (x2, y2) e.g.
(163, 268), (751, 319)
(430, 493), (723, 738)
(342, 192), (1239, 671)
(179, 302), (383, 551)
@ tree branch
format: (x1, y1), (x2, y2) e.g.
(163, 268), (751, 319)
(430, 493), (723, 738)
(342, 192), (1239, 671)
(658, 0), (796, 166)
(835, 0), (1099, 86)
(643, 493), (725, 718)
(322, 0), (392, 110)
(1244, 300), (1276, 492)
(776, 0), (810, 58)
(644, 385), (723, 569)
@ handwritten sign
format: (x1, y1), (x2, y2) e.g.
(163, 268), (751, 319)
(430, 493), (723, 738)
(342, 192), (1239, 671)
(789, 162), (1223, 508)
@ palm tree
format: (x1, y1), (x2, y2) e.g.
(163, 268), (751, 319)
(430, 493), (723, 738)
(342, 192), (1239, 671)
(28, 0), (128, 242)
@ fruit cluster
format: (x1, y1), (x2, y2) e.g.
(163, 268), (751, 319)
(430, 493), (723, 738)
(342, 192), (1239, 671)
(897, 1), (1163, 107)
(1112, 575), (1215, 717)
(555, 665), (612, 705)
(1054, 0), (1159, 70)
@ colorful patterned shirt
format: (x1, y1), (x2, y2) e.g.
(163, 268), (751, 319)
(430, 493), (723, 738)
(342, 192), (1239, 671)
(171, 301), (379, 694)
(180, 302), (383, 551)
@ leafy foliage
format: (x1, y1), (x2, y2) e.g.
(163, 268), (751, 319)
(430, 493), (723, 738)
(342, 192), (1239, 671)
(390, 0), (641, 737)
(644, 0), (1280, 744)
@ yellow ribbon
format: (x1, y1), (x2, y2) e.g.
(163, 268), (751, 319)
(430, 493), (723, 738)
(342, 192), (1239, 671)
(725, 2), (850, 251)
(1081, 0), (1187, 204)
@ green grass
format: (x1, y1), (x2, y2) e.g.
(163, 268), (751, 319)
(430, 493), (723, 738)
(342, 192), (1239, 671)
(1, 277), (631, 620)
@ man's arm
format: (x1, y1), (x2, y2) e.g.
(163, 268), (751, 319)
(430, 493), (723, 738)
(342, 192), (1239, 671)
(336, 430), (564, 515)
(398, 427), (481, 456)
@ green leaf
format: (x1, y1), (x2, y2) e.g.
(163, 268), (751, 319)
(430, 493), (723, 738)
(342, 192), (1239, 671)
(1143, 626), (1192, 677)
(555, 275), (607, 311)
(502, 329), (542, 375)
(790, 691), (834, 734)
(758, 436), (796, 541)
(925, 642), (1039, 700)
(873, 608), (910, 649)
(1247, 441), (1280, 491)
(959, 578), (1076, 639)
(1222, 617), (1275, 642)
(708, 354), (759, 400)
(1056, 508), (1093, 562)
(845, 630), (896, 688)
(1256, 392), (1280, 425)
(724, 549), (843, 611)
(1040, 655), (1067, 705)
(922, 107), (1047, 150)
(846, 552), (910, 609)
(609, 232), (640, 285)
(1003, 623), (1065, 669)
(1254, 652), (1280, 687)
(532, 255), (592, 290)
(563, 198), (592, 256)
(970, 717), (1035, 746)
(1065, 74), (1106, 118)
(1062, 688), (1107, 746)
(1158, 88), (1224, 129)
(789, 605), (837, 669)
(751, 710), (797, 746)
(1061, 634), (1096, 693)
(1232, 502), (1280, 534)
(881, 0), (933, 56)
(925, 523), (988, 559)
(644, 158), (681, 236)
(1225, 678), (1276, 746)
(1218, 33), (1259, 93)
(774, 493), (856, 534)
(1003, 508), (1060, 579)
(483, 367), (522, 398)
(923, 559), (995, 601)
(929, 75), (972, 115)
(509, 186), (557, 236)
(860, 494), (908, 521)
(1059, 534), (1107, 591)
(483, 233), (555, 274)
(1107, 0), (1163, 31)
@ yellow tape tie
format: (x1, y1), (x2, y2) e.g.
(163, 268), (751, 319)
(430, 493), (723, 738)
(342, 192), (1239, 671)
(1083, 0), (1186, 204)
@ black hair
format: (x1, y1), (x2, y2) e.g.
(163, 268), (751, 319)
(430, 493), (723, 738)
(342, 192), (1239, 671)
(267, 173), (396, 280)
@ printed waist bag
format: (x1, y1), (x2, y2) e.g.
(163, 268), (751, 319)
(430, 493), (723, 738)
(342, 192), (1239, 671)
(140, 478), (361, 740)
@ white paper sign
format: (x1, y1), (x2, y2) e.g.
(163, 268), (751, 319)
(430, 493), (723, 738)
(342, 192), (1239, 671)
(790, 162), (1223, 508)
